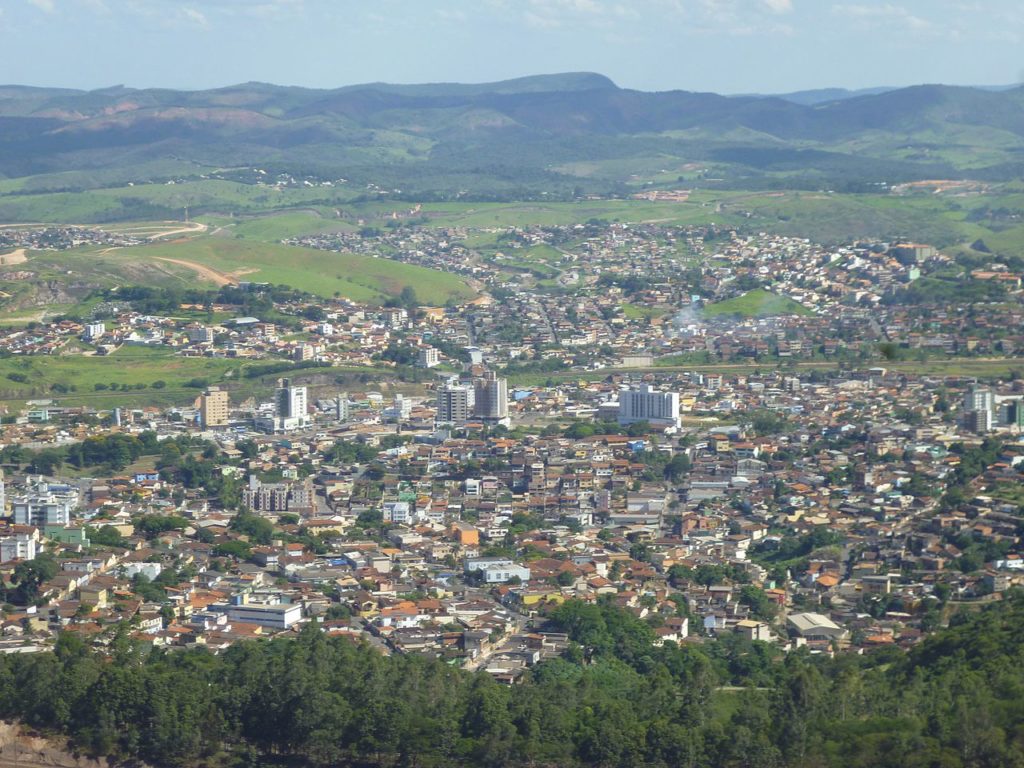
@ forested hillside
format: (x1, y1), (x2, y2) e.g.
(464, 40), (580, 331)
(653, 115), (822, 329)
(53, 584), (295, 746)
(2, 592), (1024, 768)
(2, 75), (1024, 196)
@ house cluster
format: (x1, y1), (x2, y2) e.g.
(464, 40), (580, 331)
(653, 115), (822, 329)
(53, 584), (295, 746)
(0, 354), (1021, 672)
(0, 226), (144, 252)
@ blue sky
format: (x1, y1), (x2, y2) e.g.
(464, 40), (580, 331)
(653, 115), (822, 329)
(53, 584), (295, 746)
(1, 0), (1022, 93)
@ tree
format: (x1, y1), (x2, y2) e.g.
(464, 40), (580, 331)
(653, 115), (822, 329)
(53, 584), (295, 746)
(88, 525), (127, 548)
(214, 540), (253, 560)
(738, 585), (778, 621)
(12, 553), (58, 603)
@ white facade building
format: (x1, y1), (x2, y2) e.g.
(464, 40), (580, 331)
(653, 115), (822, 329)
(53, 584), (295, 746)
(256, 378), (310, 432)
(417, 347), (440, 368)
(0, 531), (38, 563)
(83, 322), (105, 341)
(618, 384), (681, 430)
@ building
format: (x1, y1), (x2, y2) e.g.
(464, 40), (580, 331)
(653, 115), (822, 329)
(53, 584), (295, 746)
(384, 501), (418, 525)
(474, 371), (509, 423)
(964, 386), (995, 433)
(735, 620), (772, 642)
(618, 384), (681, 430)
(225, 603), (303, 630)
(12, 479), (77, 527)
(999, 399), (1024, 429)
(257, 378), (310, 432)
(336, 393), (351, 422)
(890, 243), (936, 263)
(381, 308), (408, 329)
(0, 529), (38, 563)
(199, 386), (230, 429)
(436, 383), (473, 426)
(186, 325), (215, 344)
(965, 385), (994, 414)
(242, 476), (314, 514)
(786, 612), (847, 641)
(417, 347), (440, 368)
(293, 344), (316, 362)
(464, 557), (531, 584)
(276, 378), (307, 420)
(83, 322), (105, 341)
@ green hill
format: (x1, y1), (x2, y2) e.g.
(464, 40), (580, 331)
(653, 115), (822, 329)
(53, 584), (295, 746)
(2, 76), (1024, 203)
(703, 288), (813, 318)
(100, 238), (477, 305)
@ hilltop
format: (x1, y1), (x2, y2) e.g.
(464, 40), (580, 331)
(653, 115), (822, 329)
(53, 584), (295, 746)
(1, 74), (1023, 199)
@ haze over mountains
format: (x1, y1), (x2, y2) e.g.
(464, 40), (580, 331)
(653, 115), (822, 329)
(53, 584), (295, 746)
(1, 72), (1022, 196)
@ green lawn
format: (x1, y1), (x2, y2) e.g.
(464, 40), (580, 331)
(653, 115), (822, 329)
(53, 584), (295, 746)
(622, 303), (671, 320)
(0, 346), (240, 406)
(82, 238), (477, 305)
(0, 345), (411, 410)
(0, 179), (358, 224)
(219, 212), (355, 241)
(703, 289), (813, 318)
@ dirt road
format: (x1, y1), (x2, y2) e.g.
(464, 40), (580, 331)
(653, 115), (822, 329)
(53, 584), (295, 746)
(153, 257), (237, 286)
(0, 248), (28, 265)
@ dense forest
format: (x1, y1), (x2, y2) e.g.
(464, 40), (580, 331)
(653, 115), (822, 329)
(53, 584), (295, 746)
(2, 593), (1024, 767)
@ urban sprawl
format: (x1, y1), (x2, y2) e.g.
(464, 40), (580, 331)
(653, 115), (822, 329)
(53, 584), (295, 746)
(1, 218), (1022, 680)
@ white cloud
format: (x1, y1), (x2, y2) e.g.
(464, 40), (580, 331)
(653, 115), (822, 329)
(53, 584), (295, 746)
(761, 0), (793, 13)
(27, 0), (56, 13)
(833, 3), (931, 31)
(181, 6), (207, 27)
(436, 8), (468, 23)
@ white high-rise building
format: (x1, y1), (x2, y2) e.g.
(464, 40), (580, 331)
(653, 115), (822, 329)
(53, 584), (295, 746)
(0, 531), (37, 564)
(13, 494), (73, 527)
(276, 378), (307, 419)
(437, 384), (473, 425)
(256, 378), (310, 432)
(384, 394), (412, 421)
(83, 322), (105, 341)
(417, 348), (440, 368)
(964, 385), (995, 433)
(618, 384), (681, 430)
(474, 371), (509, 423)
(336, 393), (351, 422)
(965, 386), (994, 414)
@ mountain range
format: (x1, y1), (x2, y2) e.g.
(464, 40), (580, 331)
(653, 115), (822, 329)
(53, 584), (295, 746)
(1, 72), (1022, 196)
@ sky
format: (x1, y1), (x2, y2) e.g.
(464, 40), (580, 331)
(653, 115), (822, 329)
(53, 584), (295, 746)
(0, 0), (1022, 94)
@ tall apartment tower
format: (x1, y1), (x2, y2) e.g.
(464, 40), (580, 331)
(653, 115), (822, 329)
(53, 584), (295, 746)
(964, 385), (995, 433)
(474, 371), (509, 422)
(964, 386), (994, 414)
(436, 383), (473, 425)
(200, 386), (230, 428)
(618, 384), (681, 430)
(276, 378), (307, 420)
(337, 393), (350, 422)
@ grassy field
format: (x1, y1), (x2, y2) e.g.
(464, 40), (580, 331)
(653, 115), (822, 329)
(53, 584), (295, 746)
(0, 346), (240, 405)
(0, 180), (357, 224)
(703, 289), (813, 318)
(0, 345), (413, 410)
(622, 303), (671, 320)
(63, 238), (475, 305)
(208, 211), (356, 241)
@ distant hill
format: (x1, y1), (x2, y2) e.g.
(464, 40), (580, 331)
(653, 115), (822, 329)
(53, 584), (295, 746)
(1, 73), (1023, 197)
(765, 87), (896, 106)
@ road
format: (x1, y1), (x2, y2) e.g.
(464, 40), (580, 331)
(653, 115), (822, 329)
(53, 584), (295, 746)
(153, 256), (237, 286)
